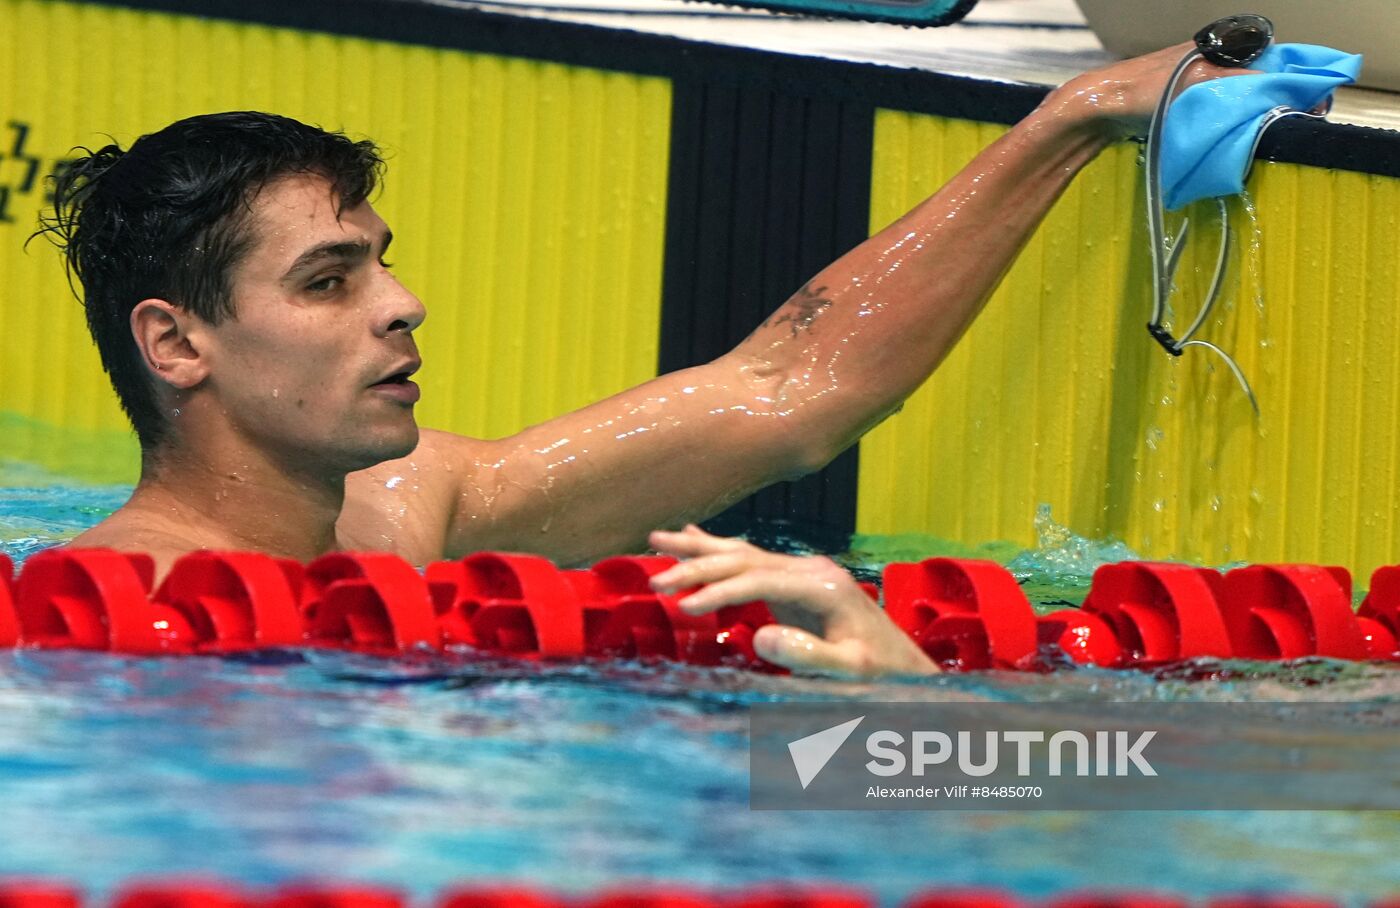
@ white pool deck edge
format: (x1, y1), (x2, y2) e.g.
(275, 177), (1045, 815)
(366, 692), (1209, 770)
(423, 0), (1400, 133)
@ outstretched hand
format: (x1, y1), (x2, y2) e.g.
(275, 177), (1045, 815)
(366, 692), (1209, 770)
(1051, 41), (1259, 137)
(648, 525), (937, 678)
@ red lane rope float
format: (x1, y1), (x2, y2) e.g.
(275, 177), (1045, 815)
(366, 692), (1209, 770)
(266, 888), (405, 908)
(0, 553), (16, 647)
(578, 556), (779, 666)
(882, 559), (1039, 670)
(1219, 566), (1367, 660)
(1079, 563), (1231, 668)
(580, 556), (720, 663)
(903, 893), (1022, 908)
(13, 549), (165, 652)
(426, 552), (584, 657)
(438, 891), (565, 908)
(0, 882), (1388, 908)
(583, 892), (716, 908)
(152, 552), (304, 652)
(0, 883), (83, 908)
(113, 885), (257, 908)
(728, 889), (872, 908)
(2, 548), (1400, 669)
(1033, 608), (1123, 668)
(1357, 565), (1400, 657)
(304, 553), (440, 654)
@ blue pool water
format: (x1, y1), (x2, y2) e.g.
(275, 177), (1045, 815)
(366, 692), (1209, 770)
(1, 460), (1398, 900)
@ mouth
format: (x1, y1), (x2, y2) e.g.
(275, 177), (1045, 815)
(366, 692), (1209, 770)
(368, 359), (422, 404)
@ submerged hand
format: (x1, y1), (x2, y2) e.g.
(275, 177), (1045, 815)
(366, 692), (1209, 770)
(647, 525), (937, 678)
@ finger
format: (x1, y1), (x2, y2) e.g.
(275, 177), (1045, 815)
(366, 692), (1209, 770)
(671, 569), (781, 613)
(751, 624), (866, 676)
(676, 569), (839, 618)
(647, 527), (718, 560)
(650, 550), (758, 594)
(1184, 58), (1261, 87)
(648, 524), (749, 560)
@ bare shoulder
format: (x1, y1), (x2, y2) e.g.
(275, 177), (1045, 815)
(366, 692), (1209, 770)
(65, 514), (207, 582)
(342, 425), (629, 563)
(340, 428), (495, 563)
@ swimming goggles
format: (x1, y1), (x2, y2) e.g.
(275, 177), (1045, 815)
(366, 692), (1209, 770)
(1142, 14), (1274, 416)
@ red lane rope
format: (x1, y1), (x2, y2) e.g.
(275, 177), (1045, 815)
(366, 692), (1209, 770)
(0, 881), (1387, 908)
(2, 548), (1398, 670)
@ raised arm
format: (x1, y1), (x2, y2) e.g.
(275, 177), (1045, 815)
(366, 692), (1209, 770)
(431, 45), (1230, 564)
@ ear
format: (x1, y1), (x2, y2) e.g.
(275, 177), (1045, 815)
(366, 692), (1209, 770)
(131, 298), (209, 389)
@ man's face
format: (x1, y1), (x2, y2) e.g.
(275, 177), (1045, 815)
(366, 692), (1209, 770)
(199, 173), (426, 473)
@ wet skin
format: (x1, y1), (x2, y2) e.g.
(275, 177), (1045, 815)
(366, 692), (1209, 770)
(69, 44), (1242, 675)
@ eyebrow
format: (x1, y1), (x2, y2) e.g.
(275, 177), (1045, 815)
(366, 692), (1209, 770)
(281, 231), (394, 282)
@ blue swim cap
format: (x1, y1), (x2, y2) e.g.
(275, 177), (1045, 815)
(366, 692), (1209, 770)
(1160, 44), (1363, 210)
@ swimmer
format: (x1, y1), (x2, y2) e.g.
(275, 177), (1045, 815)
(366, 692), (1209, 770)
(41, 44), (1242, 676)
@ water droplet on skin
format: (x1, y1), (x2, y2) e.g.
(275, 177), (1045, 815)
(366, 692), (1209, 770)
(273, 389), (279, 398)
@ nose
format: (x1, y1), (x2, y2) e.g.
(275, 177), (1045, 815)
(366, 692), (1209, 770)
(374, 273), (427, 337)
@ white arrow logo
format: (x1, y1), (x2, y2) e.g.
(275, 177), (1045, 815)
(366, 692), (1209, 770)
(787, 716), (865, 789)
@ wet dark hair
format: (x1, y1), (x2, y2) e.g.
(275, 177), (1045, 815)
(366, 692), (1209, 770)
(35, 111), (384, 452)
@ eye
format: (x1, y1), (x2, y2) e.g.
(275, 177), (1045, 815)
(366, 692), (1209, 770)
(306, 273), (345, 294)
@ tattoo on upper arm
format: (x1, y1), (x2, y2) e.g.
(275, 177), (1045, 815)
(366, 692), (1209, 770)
(763, 282), (833, 337)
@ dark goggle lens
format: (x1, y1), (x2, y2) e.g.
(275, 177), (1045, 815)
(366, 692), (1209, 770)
(1194, 14), (1274, 67)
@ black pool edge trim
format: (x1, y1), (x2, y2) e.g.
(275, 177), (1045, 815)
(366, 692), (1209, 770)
(64, 0), (1400, 180)
(657, 84), (875, 537)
